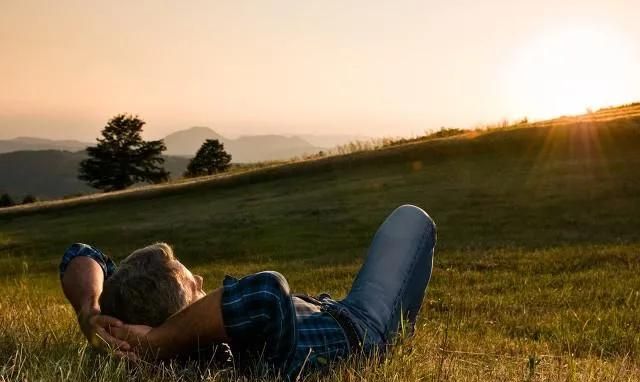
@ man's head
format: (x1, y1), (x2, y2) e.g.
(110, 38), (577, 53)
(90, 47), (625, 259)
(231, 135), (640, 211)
(99, 243), (206, 326)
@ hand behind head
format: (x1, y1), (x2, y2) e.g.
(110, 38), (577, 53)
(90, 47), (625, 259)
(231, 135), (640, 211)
(78, 310), (131, 352)
(110, 324), (155, 358)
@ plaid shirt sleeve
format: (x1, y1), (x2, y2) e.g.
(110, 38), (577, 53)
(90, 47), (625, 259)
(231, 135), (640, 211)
(59, 243), (117, 280)
(221, 271), (297, 371)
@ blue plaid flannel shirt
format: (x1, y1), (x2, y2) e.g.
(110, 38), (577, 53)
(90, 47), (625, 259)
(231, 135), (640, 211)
(60, 244), (351, 379)
(221, 272), (351, 379)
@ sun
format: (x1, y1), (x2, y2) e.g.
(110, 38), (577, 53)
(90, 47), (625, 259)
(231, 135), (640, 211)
(503, 25), (637, 119)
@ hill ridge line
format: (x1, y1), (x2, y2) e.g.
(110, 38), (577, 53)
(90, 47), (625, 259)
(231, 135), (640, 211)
(2, 104), (639, 217)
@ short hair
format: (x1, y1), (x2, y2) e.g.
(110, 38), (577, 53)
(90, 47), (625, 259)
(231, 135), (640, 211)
(99, 243), (190, 326)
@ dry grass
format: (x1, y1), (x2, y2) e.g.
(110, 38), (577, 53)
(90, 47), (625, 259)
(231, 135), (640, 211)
(1, 106), (640, 381)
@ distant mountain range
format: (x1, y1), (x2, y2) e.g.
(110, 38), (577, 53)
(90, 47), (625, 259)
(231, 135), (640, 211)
(163, 127), (323, 161)
(0, 137), (91, 154)
(0, 128), (368, 199)
(0, 128), (368, 162)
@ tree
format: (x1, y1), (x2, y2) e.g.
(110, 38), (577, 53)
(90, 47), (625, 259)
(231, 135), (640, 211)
(184, 139), (232, 177)
(0, 193), (15, 208)
(22, 194), (38, 204)
(79, 114), (169, 191)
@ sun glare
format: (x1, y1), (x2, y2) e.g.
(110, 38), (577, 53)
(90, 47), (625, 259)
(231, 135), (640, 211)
(504, 26), (637, 120)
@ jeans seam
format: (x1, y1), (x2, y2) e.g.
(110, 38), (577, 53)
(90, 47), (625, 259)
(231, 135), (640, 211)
(385, 222), (431, 341)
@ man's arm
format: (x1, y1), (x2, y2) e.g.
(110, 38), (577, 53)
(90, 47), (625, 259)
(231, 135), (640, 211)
(62, 256), (103, 314)
(61, 256), (129, 350)
(112, 287), (229, 359)
(115, 271), (295, 364)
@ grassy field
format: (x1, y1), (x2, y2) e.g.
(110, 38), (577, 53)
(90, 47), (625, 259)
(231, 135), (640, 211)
(1, 109), (640, 381)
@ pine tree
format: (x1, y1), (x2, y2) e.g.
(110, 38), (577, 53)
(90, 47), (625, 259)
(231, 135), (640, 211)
(79, 114), (169, 191)
(185, 139), (232, 177)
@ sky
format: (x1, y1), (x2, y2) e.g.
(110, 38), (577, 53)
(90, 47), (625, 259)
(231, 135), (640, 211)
(1, 0), (640, 141)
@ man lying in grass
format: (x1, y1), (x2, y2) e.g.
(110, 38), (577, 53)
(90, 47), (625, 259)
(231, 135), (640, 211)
(60, 204), (436, 379)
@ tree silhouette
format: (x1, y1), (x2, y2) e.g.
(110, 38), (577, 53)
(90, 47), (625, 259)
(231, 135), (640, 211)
(0, 193), (15, 208)
(185, 139), (232, 177)
(79, 114), (169, 191)
(22, 194), (38, 204)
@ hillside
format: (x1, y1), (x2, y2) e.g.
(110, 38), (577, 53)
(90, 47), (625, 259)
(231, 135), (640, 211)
(1, 106), (640, 380)
(0, 150), (190, 199)
(4, 110), (639, 240)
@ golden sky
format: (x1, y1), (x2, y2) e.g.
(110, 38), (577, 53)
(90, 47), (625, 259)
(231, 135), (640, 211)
(1, 0), (639, 140)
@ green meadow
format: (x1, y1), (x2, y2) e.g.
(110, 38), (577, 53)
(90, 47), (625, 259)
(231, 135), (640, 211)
(1, 108), (640, 381)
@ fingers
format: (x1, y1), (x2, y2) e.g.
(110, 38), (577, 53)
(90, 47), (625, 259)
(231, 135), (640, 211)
(95, 327), (131, 351)
(94, 314), (123, 328)
(113, 350), (141, 362)
(110, 325), (153, 345)
(109, 326), (144, 349)
(88, 314), (130, 351)
(109, 326), (130, 341)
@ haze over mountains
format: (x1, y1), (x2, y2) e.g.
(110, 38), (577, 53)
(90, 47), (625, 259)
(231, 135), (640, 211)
(0, 137), (90, 154)
(162, 127), (371, 161)
(163, 127), (323, 162)
(0, 128), (366, 160)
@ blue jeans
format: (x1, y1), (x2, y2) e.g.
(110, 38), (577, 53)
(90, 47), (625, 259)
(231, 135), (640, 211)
(326, 204), (436, 349)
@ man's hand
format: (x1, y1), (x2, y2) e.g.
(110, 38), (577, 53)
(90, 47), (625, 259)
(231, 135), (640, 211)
(110, 324), (155, 358)
(78, 306), (130, 351)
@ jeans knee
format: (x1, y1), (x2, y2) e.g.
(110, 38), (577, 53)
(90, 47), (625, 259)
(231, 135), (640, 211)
(392, 204), (436, 237)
